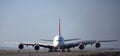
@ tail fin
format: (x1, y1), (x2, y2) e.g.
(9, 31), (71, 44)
(58, 18), (61, 35)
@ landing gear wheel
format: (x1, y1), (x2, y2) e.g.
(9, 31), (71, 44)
(54, 49), (57, 52)
(67, 49), (70, 52)
(48, 49), (53, 52)
(62, 49), (65, 52)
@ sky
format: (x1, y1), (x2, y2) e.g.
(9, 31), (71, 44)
(0, 0), (120, 48)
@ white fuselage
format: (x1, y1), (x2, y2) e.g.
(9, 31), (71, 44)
(53, 35), (64, 48)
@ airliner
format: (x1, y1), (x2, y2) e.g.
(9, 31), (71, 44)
(18, 19), (117, 52)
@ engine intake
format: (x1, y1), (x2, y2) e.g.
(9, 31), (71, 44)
(18, 44), (24, 50)
(95, 43), (101, 48)
(34, 45), (39, 50)
(79, 44), (84, 50)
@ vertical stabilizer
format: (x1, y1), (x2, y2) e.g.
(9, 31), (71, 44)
(58, 18), (61, 35)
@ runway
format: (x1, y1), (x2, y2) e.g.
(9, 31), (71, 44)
(0, 48), (120, 56)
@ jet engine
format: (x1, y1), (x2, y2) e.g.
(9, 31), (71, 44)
(34, 45), (39, 50)
(18, 44), (24, 50)
(79, 44), (84, 50)
(95, 42), (101, 48)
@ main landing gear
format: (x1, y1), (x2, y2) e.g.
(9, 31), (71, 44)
(48, 49), (71, 52)
(67, 49), (71, 52)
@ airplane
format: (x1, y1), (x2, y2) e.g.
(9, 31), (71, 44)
(18, 19), (117, 52)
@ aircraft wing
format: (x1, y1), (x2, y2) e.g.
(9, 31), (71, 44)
(64, 40), (117, 49)
(96, 40), (118, 42)
(0, 42), (54, 49)
(77, 40), (117, 45)
(20, 42), (54, 49)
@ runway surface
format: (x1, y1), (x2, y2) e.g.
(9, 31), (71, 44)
(0, 48), (120, 56)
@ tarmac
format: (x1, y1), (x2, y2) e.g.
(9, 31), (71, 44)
(0, 48), (120, 56)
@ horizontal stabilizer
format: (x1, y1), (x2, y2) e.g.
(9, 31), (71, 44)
(40, 39), (53, 42)
(64, 38), (80, 41)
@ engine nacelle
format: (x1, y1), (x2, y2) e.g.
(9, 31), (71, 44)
(34, 45), (39, 50)
(79, 44), (84, 50)
(18, 44), (24, 50)
(95, 42), (101, 48)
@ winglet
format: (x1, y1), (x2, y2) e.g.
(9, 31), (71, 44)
(58, 18), (61, 35)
